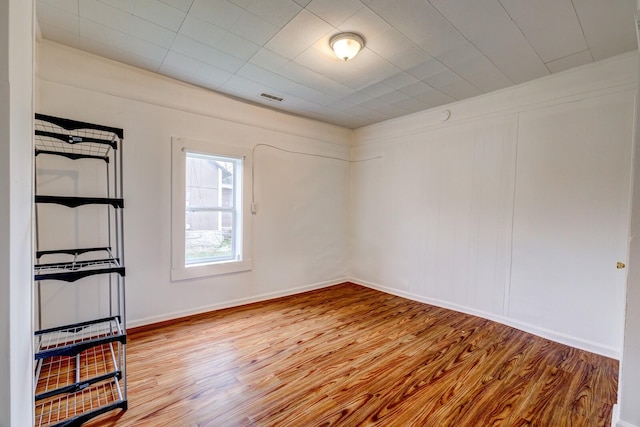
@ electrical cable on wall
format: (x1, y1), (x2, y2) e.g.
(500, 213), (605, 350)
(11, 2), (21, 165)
(251, 143), (382, 214)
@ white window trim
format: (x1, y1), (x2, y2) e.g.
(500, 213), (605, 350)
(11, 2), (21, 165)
(171, 137), (252, 281)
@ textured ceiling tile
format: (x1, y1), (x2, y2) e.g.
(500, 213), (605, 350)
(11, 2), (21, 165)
(189, 0), (244, 31)
(127, 14), (177, 48)
(424, 69), (483, 100)
(181, 69), (232, 89)
(545, 50), (593, 73)
(80, 0), (131, 33)
(367, 27), (433, 70)
(291, 32), (347, 72)
(217, 32), (261, 60)
(365, 0), (456, 50)
(279, 76), (333, 101)
(406, 58), (448, 80)
(360, 82), (395, 98)
(171, 34), (245, 72)
(296, 45), (399, 91)
(125, 34), (170, 60)
(240, 0), (303, 28)
(338, 6), (391, 42)
(410, 87), (455, 106)
(229, 0), (253, 8)
(375, 90), (411, 105)
(396, 81), (436, 97)
(37, 1), (80, 35)
(391, 96), (431, 113)
(159, 0), (194, 12)
(249, 48), (290, 72)
(80, 34), (164, 71)
(36, 0), (639, 128)
(237, 62), (328, 103)
(378, 72), (419, 90)
(161, 50), (207, 76)
(326, 98), (356, 111)
(306, 0), (363, 27)
(38, 0), (79, 14)
(265, 9), (333, 59)
(232, 11), (279, 45)
(357, 97), (395, 113)
(236, 62), (287, 86)
(572, 0), (637, 61)
(96, 0), (134, 13)
(222, 75), (280, 100)
(83, 1), (177, 49)
(367, 0), (474, 69)
(279, 96), (326, 114)
(429, 0), (549, 84)
(79, 18), (128, 47)
(435, 42), (511, 92)
(500, 0), (587, 63)
(133, 0), (187, 31)
(178, 15), (227, 46)
(308, 91), (340, 106)
(161, 52), (232, 87)
(338, 43), (399, 85)
(383, 47), (435, 73)
(280, 60), (352, 96)
(341, 90), (374, 105)
(476, 32), (549, 83)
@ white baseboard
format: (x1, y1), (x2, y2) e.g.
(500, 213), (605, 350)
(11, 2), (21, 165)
(127, 277), (348, 328)
(349, 277), (621, 360)
(617, 420), (639, 427)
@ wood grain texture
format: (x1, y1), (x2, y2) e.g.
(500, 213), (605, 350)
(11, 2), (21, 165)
(85, 283), (618, 427)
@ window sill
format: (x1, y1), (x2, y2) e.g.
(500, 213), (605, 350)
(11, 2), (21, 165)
(171, 258), (252, 281)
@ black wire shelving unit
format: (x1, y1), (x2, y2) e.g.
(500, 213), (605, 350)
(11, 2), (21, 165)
(33, 114), (127, 427)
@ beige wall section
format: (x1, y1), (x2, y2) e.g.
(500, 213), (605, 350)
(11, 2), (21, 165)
(0, 0), (34, 426)
(351, 52), (637, 359)
(35, 41), (351, 329)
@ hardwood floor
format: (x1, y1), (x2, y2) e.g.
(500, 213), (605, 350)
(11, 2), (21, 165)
(86, 282), (618, 427)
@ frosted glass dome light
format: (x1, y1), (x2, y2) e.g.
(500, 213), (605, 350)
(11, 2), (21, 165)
(330, 32), (365, 61)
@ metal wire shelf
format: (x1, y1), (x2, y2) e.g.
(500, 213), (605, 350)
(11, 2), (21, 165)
(34, 114), (122, 162)
(34, 248), (125, 282)
(35, 195), (124, 209)
(35, 317), (126, 360)
(34, 378), (127, 427)
(35, 343), (123, 401)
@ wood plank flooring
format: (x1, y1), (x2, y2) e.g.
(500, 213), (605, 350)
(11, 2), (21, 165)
(86, 282), (618, 427)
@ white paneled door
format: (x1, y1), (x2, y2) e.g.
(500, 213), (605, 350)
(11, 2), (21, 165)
(510, 91), (634, 354)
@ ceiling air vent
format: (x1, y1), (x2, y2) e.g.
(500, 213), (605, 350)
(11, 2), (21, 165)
(260, 93), (284, 102)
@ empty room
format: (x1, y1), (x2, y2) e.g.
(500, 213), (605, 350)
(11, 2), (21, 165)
(3, 0), (640, 426)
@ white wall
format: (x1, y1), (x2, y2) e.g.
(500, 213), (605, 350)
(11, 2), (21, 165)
(0, 0), (33, 426)
(35, 41), (351, 328)
(351, 52), (637, 358)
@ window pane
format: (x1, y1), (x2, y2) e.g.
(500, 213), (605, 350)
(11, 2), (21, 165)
(185, 211), (234, 264)
(186, 154), (235, 209)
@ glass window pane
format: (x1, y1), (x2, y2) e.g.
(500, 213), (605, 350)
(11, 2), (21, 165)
(186, 154), (235, 209)
(185, 210), (234, 264)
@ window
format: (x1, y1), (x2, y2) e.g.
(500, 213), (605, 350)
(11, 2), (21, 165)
(171, 138), (252, 280)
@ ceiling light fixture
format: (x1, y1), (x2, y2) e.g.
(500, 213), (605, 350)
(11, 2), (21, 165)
(330, 32), (365, 61)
